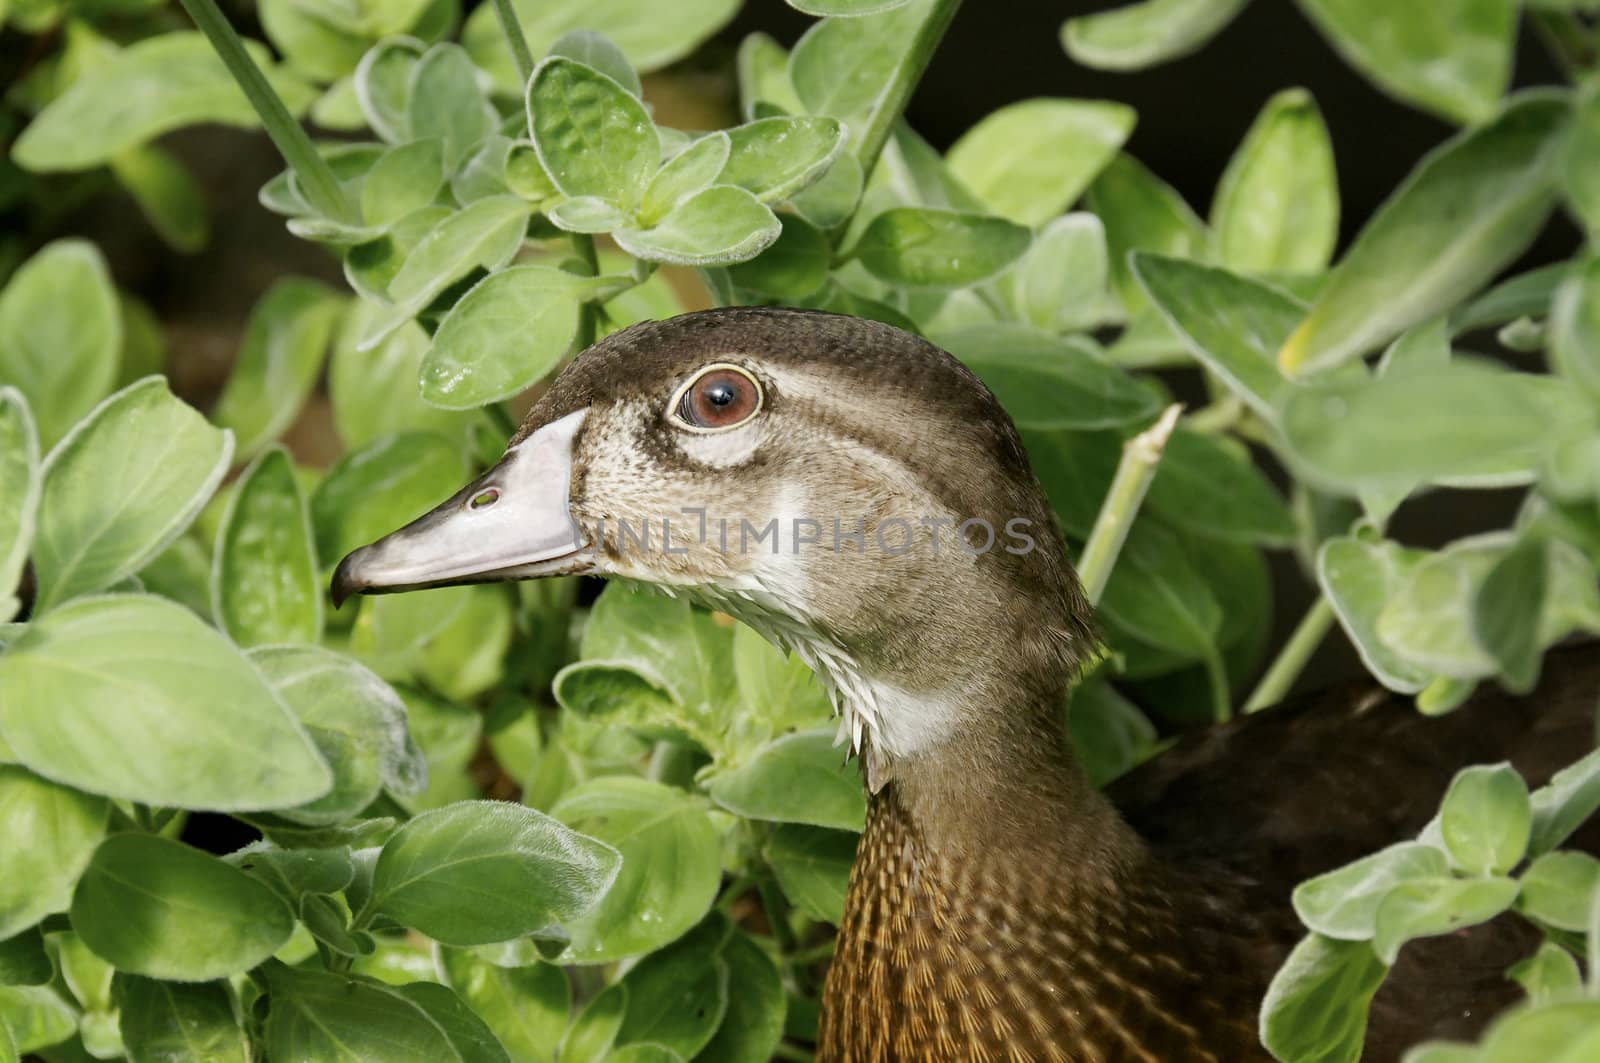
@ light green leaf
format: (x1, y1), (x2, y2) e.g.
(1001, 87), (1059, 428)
(408, 43), (497, 169)
(362, 139), (447, 229)
(228, 843), (357, 906)
(1317, 537), (1434, 694)
(1377, 542), (1503, 679)
(1506, 941), (1583, 1005)
(550, 29), (642, 97)
(790, 0), (914, 13)
(853, 207), (1030, 288)
(453, 136), (518, 205)
(1372, 875), (1519, 964)
(731, 624), (831, 734)
(561, 982), (627, 1063)
(437, 948), (569, 1060)
(1211, 88), (1338, 274)
(1098, 519), (1223, 657)
(1293, 0), (1518, 125)
(1471, 535), (1547, 693)
(0, 595), (331, 810)
(329, 302), (475, 450)
(342, 205), (452, 304)
(948, 99), (1136, 225)
(263, 963), (460, 1062)
(0, 390), (39, 621)
(213, 447), (322, 647)
(550, 777), (723, 963)
(1000, 213), (1112, 333)
(0, 767), (107, 940)
(737, 32), (803, 120)
(71, 835), (293, 980)
(1279, 94), (1570, 375)
(392, 981), (511, 1063)
(421, 266), (584, 409)
(1062, 0), (1252, 71)
(939, 325), (1161, 430)
(12, 33), (315, 172)
(718, 117), (845, 205)
(789, 1), (933, 123)
(1292, 842), (1450, 941)
(0, 239), (120, 449)
(110, 144), (210, 254)
(641, 134), (731, 225)
(705, 729), (865, 832)
(0, 985), (76, 1056)
(617, 916), (730, 1058)
(1550, 257), (1600, 403)
(790, 150), (865, 230)
(370, 800), (621, 946)
(211, 279), (342, 460)
(529, 57), (659, 205)
(728, 215), (831, 300)
(1439, 763), (1532, 875)
(1146, 427), (1295, 545)
(1530, 747), (1600, 857)
(311, 432), (470, 565)
(1086, 154), (1208, 312)
(699, 930), (785, 1063)
(547, 197), (632, 234)
(250, 645), (423, 826)
(32, 378), (231, 611)
(355, 36), (424, 144)
(616, 185), (781, 267)
(1518, 851), (1600, 932)
(1260, 933), (1387, 1063)
(117, 977), (247, 1063)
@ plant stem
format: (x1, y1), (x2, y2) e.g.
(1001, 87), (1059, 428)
(1076, 404), (1182, 606)
(757, 873), (798, 957)
(572, 233), (601, 349)
(854, 0), (964, 182)
(177, 0), (354, 223)
(1201, 646), (1232, 724)
(1185, 393), (1243, 435)
(489, 0), (537, 86)
(1243, 596), (1334, 714)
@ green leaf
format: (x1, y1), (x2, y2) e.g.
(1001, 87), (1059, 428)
(1317, 537), (1434, 694)
(462, 0), (740, 89)
(736, 32), (803, 120)
(355, 37), (424, 144)
(791, 150), (865, 230)
(0, 595), (331, 810)
(1530, 748), (1600, 857)
(262, 963), (459, 1061)
(762, 824), (857, 926)
(0, 390), (39, 621)
(71, 834), (293, 980)
(948, 99), (1135, 226)
(228, 843), (356, 907)
(1377, 542), (1503, 680)
(731, 624), (831, 734)
(1260, 933), (1387, 1063)
(360, 196), (533, 350)
(547, 197), (632, 234)
(369, 800), (620, 946)
(0, 240), (120, 450)
(640, 134), (732, 225)
(1550, 258), (1600, 404)
(394, 981), (512, 1063)
(999, 213), (1112, 333)
(1438, 763), (1532, 875)
(110, 145), (210, 254)
(421, 266), (584, 409)
(408, 44), (497, 170)
(1066, 678), (1157, 787)
(1293, 0), (1517, 125)
(938, 325), (1160, 430)
(32, 378), (231, 611)
(790, 0), (914, 12)
(550, 778), (723, 963)
(311, 432), (470, 566)
(1279, 94), (1570, 375)
(700, 930), (785, 1063)
(1292, 842), (1450, 941)
(617, 917), (730, 1057)
(529, 57), (658, 205)
(250, 645), (423, 825)
(362, 139), (447, 229)
(854, 208), (1030, 289)
(213, 447), (322, 647)
(329, 303), (475, 450)
(718, 117), (845, 205)
(789, 1), (933, 122)
(0, 985), (76, 1056)
(0, 767), (107, 940)
(705, 729), (866, 832)
(1518, 852), (1600, 932)
(549, 29), (642, 97)
(12, 33), (315, 172)
(117, 977), (247, 1063)
(1086, 154), (1208, 313)
(616, 185), (781, 267)
(1211, 88), (1338, 274)
(343, 206), (452, 304)
(1098, 520), (1222, 657)
(1506, 941), (1583, 1004)
(1372, 875), (1519, 964)
(561, 982), (627, 1063)
(1132, 253), (1301, 420)
(1145, 427), (1294, 545)
(436, 948), (568, 1060)
(1062, 0), (1252, 71)
(728, 215), (831, 300)
(258, 0), (368, 82)
(1471, 535), (1547, 693)
(1479, 999), (1600, 1063)
(0, 928), (51, 987)
(1282, 363), (1583, 493)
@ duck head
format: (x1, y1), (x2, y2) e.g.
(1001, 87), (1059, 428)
(333, 308), (1098, 791)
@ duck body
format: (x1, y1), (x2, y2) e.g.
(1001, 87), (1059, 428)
(330, 308), (1600, 1062)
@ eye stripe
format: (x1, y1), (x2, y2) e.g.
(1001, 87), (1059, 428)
(668, 363), (764, 433)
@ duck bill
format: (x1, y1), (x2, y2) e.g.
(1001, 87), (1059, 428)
(331, 409), (589, 607)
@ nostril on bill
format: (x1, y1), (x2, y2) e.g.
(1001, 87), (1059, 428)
(469, 488), (500, 510)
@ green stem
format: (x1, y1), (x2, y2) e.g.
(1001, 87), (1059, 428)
(854, 0), (964, 182)
(177, 0), (354, 223)
(757, 873), (798, 957)
(572, 234), (601, 349)
(1201, 646), (1231, 725)
(1185, 393), (1243, 435)
(1243, 596), (1334, 714)
(489, 0), (537, 86)
(1076, 404), (1182, 606)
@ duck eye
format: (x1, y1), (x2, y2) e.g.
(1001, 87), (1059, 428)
(673, 365), (763, 431)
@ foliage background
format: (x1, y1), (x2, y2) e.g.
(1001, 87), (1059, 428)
(2, 2), (1600, 1063)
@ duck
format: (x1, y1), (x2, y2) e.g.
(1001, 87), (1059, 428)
(332, 307), (1600, 1062)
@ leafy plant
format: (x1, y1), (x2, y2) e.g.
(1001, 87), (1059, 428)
(2, 0), (1600, 1060)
